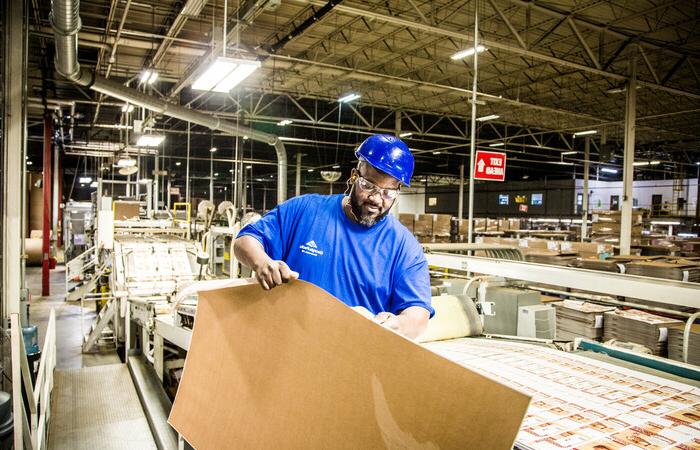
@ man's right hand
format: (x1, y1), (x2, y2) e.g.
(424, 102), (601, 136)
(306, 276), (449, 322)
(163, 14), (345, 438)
(253, 259), (299, 290)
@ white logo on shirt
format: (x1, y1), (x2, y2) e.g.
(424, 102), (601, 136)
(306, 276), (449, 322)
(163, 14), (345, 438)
(300, 240), (324, 257)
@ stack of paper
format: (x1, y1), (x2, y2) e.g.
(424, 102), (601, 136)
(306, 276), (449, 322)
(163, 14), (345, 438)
(525, 252), (578, 266)
(553, 300), (616, 341)
(625, 259), (700, 283)
(668, 324), (700, 366)
(603, 309), (683, 356)
(568, 257), (622, 272)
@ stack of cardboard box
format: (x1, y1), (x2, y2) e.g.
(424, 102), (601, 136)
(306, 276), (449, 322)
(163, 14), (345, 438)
(591, 210), (643, 245)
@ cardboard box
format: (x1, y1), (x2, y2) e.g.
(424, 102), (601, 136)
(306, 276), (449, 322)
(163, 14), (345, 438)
(113, 201), (141, 220)
(474, 218), (486, 232)
(414, 214), (434, 236)
(169, 281), (530, 449)
(398, 213), (414, 233)
(486, 218), (499, 232)
(498, 219), (509, 231)
(508, 218), (521, 231)
(433, 214), (451, 237)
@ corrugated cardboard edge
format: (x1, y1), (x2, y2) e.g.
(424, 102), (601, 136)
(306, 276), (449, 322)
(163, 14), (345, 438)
(169, 280), (531, 449)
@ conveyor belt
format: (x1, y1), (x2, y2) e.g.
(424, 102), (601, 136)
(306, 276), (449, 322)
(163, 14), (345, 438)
(49, 364), (157, 450)
(425, 338), (700, 450)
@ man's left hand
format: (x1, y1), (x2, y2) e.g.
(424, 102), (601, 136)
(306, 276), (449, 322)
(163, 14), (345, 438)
(371, 307), (430, 340)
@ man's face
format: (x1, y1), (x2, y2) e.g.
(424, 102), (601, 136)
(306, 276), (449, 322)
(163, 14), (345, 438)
(349, 163), (400, 227)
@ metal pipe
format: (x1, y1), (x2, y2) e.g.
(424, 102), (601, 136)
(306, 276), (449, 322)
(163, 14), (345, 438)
(295, 153), (302, 197)
(581, 136), (589, 241)
(619, 49), (637, 255)
(458, 163), (464, 220)
(467, 4), (479, 245)
(49, 0), (287, 204)
(42, 115), (53, 296)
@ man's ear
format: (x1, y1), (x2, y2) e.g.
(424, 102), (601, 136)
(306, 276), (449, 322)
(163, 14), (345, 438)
(350, 168), (358, 181)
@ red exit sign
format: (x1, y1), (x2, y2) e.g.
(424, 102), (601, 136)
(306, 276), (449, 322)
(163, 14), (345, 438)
(474, 150), (506, 181)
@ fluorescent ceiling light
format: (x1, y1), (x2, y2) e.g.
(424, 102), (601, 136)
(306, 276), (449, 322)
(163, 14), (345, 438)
(451, 45), (487, 60)
(243, 135), (249, 140)
(210, 147), (217, 152)
(26, 161), (33, 166)
(561, 151), (577, 155)
(399, 132), (413, 138)
(140, 70), (158, 84)
(277, 119), (293, 126)
(214, 172), (219, 176)
(121, 103), (134, 113)
(175, 161), (181, 166)
(649, 160), (661, 165)
(555, 161), (574, 165)
(229, 169), (234, 173)
(307, 168), (314, 172)
(601, 167), (618, 174)
(90, 181), (98, 188)
(79, 176), (92, 183)
(332, 165), (340, 169)
(489, 142), (505, 147)
(476, 114), (499, 122)
(278, 137), (308, 142)
(573, 130), (597, 137)
(136, 135), (165, 147)
(650, 220), (681, 225)
(191, 57), (260, 93)
(245, 165), (252, 170)
(117, 157), (136, 167)
(338, 93), (361, 103)
(433, 151), (442, 155)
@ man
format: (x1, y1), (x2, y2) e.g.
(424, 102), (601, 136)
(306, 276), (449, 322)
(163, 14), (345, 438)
(233, 134), (433, 339)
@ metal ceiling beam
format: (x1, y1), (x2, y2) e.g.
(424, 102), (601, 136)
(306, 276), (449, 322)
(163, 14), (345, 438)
(306, 1), (700, 100)
(486, 0), (527, 50)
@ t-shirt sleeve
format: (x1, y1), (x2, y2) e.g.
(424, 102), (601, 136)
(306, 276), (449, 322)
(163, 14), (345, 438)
(238, 197), (302, 260)
(390, 244), (434, 318)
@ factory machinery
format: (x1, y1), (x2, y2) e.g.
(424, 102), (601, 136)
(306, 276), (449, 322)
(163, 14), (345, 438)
(142, 242), (700, 448)
(69, 200), (700, 448)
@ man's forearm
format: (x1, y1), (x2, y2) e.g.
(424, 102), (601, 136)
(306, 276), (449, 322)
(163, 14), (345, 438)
(397, 309), (429, 339)
(233, 236), (271, 271)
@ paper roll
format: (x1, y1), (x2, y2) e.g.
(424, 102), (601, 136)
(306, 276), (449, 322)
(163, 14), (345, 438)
(25, 238), (43, 266)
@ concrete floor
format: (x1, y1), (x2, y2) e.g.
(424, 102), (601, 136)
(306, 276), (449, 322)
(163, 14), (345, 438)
(26, 265), (156, 449)
(27, 266), (119, 369)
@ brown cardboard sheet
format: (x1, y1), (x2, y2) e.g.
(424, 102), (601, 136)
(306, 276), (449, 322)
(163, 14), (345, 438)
(169, 280), (531, 449)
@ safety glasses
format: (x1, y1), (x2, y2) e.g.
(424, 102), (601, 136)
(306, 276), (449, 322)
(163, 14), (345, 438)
(356, 176), (400, 201)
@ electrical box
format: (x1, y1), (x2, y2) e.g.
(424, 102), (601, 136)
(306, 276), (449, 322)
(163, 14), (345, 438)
(482, 287), (540, 336)
(517, 304), (556, 339)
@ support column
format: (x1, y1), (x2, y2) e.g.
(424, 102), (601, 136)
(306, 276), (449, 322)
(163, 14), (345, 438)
(3, 0), (27, 321)
(395, 110), (401, 135)
(467, 4), (479, 244)
(154, 153), (160, 212)
(695, 165), (700, 225)
(581, 137), (590, 242)
(458, 164), (465, 220)
(42, 115), (52, 296)
(185, 123), (190, 205)
(295, 153), (302, 197)
(620, 51), (637, 255)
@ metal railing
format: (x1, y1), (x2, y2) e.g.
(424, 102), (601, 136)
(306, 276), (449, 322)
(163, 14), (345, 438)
(11, 308), (57, 449)
(422, 243), (525, 261)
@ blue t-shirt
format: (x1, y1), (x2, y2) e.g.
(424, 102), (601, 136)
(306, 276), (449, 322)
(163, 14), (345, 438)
(238, 194), (433, 317)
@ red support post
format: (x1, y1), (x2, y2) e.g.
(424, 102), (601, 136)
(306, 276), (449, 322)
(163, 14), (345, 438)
(42, 114), (52, 296)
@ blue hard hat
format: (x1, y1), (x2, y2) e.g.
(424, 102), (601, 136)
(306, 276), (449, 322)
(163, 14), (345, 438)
(354, 134), (414, 186)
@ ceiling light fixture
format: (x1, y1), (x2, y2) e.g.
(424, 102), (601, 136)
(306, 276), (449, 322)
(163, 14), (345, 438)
(191, 57), (260, 93)
(121, 103), (134, 113)
(210, 147), (217, 152)
(79, 176), (92, 183)
(136, 135), (165, 147)
(451, 45), (487, 60)
(117, 157), (136, 167)
(399, 132), (413, 138)
(307, 168), (314, 172)
(601, 167), (618, 174)
(278, 137), (308, 142)
(277, 119), (293, 126)
(561, 151), (577, 155)
(243, 135), (249, 140)
(26, 161), (33, 166)
(140, 69), (158, 84)
(573, 130), (597, 137)
(489, 142), (505, 147)
(476, 114), (499, 122)
(175, 161), (182, 166)
(332, 164), (340, 169)
(245, 165), (252, 170)
(338, 93), (361, 103)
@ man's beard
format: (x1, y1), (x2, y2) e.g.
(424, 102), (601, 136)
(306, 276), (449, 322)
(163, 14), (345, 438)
(349, 187), (392, 227)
